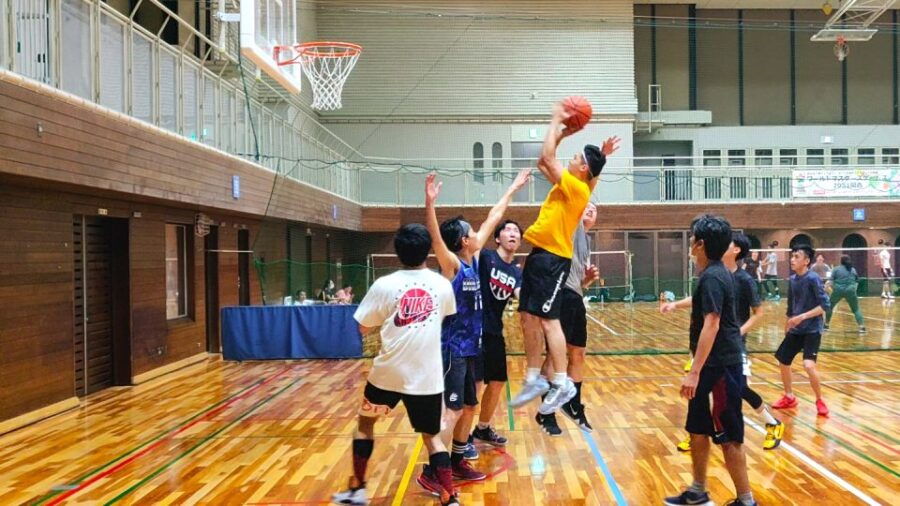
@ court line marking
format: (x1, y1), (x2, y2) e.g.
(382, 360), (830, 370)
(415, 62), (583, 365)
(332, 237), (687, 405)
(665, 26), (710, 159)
(581, 429), (628, 506)
(586, 313), (620, 336)
(835, 310), (896, 324)
(36, 366), (293, 505)
(743, 418), (882, 506)
(104, 377), (303, 504)
(505, 381), (516, 431)
(391, 436), (423, 506)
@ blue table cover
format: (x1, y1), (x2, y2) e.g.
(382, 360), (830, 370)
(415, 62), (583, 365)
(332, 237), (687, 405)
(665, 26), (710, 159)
(221, 305), (363, 360)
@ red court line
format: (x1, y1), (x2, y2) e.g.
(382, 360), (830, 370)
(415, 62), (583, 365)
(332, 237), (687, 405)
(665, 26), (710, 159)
(812, 414), (900, 456)
(46, 366), (295, 506)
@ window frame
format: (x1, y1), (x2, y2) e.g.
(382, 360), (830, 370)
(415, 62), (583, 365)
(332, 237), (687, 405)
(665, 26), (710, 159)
(165, 223), (192, 321)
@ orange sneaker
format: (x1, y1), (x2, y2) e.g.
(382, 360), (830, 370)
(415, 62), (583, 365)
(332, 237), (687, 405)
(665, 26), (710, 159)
(771, 394), (798, 409)
(816, 399), (829, 417)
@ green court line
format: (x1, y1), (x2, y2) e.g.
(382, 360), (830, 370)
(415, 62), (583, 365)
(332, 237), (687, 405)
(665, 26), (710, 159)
(504, 381), (515, 431)
(104, 377), (302, 505)
(755, 375), (900, 446)
(31, 377), (266, 505)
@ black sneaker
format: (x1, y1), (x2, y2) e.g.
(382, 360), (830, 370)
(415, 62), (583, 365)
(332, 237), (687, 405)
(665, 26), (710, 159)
(560, 401), (593, 433)
(535, 412), (562, 436)
(859, 326), (868, 335)
(725, 499), (758, 506)
(472, 425), (508, 447)
(664, 489), (713, 505)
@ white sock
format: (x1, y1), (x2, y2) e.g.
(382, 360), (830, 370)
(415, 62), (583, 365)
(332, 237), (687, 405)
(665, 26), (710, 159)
(477, 421), (489, 429)
(552, 372), (567, 387)
(758, 406), (779, 425)
(526, 368), (540, 382)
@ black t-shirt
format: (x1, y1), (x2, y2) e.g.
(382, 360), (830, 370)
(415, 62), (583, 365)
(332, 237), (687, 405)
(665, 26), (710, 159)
(733, 268), (762, 340)
(479, 249), (522, 335)
(689, 261), (743, 367)
(743, 258), (760, 280)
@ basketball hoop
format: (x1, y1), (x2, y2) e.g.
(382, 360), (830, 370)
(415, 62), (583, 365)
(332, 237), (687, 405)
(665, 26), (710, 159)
(274, 42), (362, 111)
(834, 36), (849, 62)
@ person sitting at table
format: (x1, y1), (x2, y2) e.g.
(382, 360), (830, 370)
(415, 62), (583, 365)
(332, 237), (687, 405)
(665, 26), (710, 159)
(294, 290), (314, 306)
(334, 284), (354, 304)
(319, 280), (336, 302)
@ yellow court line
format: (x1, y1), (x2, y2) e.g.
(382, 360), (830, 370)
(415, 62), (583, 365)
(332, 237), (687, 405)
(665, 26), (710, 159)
(391, 435), (424, 506)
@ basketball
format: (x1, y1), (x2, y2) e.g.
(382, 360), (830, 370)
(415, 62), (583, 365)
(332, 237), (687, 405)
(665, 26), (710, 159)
(562, 96), (593, 131)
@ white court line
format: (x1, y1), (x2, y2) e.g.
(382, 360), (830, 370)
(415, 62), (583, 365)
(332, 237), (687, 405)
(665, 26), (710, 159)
(587, 313), (620, 336)
(836, 310), (897, 325)
(744, 417), (882, 506)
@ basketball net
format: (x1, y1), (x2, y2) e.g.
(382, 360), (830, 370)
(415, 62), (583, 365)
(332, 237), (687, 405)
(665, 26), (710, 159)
(275, 42), (362, 111)
(834, 36), (849, 62)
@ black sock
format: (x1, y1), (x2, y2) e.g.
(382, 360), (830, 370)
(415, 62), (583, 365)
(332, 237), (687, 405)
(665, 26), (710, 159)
(450, 439), (467, 466)
(573, 381), (583, 407)
(351, 438), (374, 487)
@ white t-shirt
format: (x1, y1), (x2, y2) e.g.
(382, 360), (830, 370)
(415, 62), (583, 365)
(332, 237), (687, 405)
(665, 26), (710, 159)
(765, 252), (778, 276)
(879, 248), (891, 269)
(354, 269), (456, 395)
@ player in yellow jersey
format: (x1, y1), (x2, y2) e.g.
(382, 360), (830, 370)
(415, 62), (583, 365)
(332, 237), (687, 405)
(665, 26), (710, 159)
(509, 101), (619, 416)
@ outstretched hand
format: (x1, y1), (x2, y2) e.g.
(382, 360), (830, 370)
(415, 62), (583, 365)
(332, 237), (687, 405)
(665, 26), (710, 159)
(510, 169), (532, 192)
(553, 102), (579, 137)
(601, 136), (621, 157)
(425, 172), (442, 205)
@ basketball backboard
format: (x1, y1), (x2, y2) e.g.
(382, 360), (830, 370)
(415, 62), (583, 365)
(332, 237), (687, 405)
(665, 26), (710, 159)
(239, 0), (303, 94)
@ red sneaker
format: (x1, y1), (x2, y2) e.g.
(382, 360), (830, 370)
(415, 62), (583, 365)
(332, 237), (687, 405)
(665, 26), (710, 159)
(771, 394), (798, 409)
(452, 459), (486, 481)
(816, 399), (829, 417)
(416, 465), (443, 496)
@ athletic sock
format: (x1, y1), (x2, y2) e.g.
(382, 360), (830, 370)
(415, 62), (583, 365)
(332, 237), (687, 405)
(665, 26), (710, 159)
(688, 480), (707, 494)
(450, 439), (467, 466)
(351, 438), (374, 486)
(758, 406), (779, 425)
(476, 421), (489, 430)
(552, 372), (567, 387)
(429, 451), (454, 496)
(573, 381), (583, 407)
(526, 368), (540, 382)
(739, 491), (755, 505)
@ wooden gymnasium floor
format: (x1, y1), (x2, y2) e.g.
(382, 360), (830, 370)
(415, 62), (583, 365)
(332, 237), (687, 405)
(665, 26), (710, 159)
(1, 300), (898, 505)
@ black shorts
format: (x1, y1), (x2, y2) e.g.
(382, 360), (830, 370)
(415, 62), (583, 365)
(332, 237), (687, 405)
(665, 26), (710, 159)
(473, 349), (484, 383)
(518, 248), (571, 320)
(775, 332), (822, 364)
(685, 364), (745, 445)
(362, 382), (442, 435)
(560, 288), (588, 348)
(443, 353), (479, 410)
(482, 332), (508, 382)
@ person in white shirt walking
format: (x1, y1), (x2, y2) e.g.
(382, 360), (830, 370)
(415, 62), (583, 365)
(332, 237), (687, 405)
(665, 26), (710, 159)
(876, 240), (896, 299)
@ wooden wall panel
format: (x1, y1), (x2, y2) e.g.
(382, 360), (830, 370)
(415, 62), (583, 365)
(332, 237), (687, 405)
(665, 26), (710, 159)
(697, 10), (740, 125)
(0, 71), (362, 231)
(743, 10), (792, 125)
(361, 202), (900, 234)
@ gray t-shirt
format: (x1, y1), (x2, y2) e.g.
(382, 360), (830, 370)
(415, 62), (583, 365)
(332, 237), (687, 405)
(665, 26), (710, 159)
(811, 262), (831, 280)
(765, 252), (778, 276)
(565, 223), (591, 295)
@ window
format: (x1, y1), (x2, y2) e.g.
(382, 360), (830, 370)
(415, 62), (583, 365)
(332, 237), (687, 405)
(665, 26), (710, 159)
(727, 149), (746, 166)
(702, 149), (721, 166)
(779, 149), (797, 166)
(473, 142), (485, 184)
(166, 224), (189, 319)
(730, 176), (747, 199)
(806, 148), (824, 166)
(858, 148), (875, 165)
(759, 177), (773, 199)
(492, 142), (503, 182)
(882, 148), (899, 165)
(704, 177), (722, 199)
(830, 148), (848, 166)
(754, 149), (773, 167)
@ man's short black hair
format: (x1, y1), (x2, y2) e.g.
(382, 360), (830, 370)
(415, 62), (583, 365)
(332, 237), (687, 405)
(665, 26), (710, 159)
(732, 232), (751, 261)
(394, 223), (431, 267)
(791, 243), (815, 265)
(691, 214), (732, 261)
(494, 219), (522, 240)
(440, 216), (466, 253)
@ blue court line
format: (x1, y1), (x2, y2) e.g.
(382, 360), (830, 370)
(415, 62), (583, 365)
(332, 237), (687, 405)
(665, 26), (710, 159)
(581, 429), (628, 506)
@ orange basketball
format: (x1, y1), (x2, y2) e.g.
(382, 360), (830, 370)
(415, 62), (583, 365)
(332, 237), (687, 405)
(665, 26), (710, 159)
(561, 96), (592, 131)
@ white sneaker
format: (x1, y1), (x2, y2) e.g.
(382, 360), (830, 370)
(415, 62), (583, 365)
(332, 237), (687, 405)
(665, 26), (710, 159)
(333, 487), (368, 505)
(509, 376), (550, 408)
(538, 378), (576, 415)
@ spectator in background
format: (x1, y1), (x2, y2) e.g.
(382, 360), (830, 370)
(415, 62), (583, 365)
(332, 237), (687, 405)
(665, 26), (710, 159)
(744, 251), (762, 293)
(875, 239), (896, 299)
(760, 241), (781, 301)
(810, 254), (832, 285)
(320, 280), (336, 302)
(295, 291), (314, 306)
(335, 284), (354, 304)
(824, 255), (866, 334)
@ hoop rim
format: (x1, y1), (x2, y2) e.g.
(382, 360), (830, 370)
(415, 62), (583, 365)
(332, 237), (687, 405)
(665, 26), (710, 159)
(274, 41), (362, 64)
